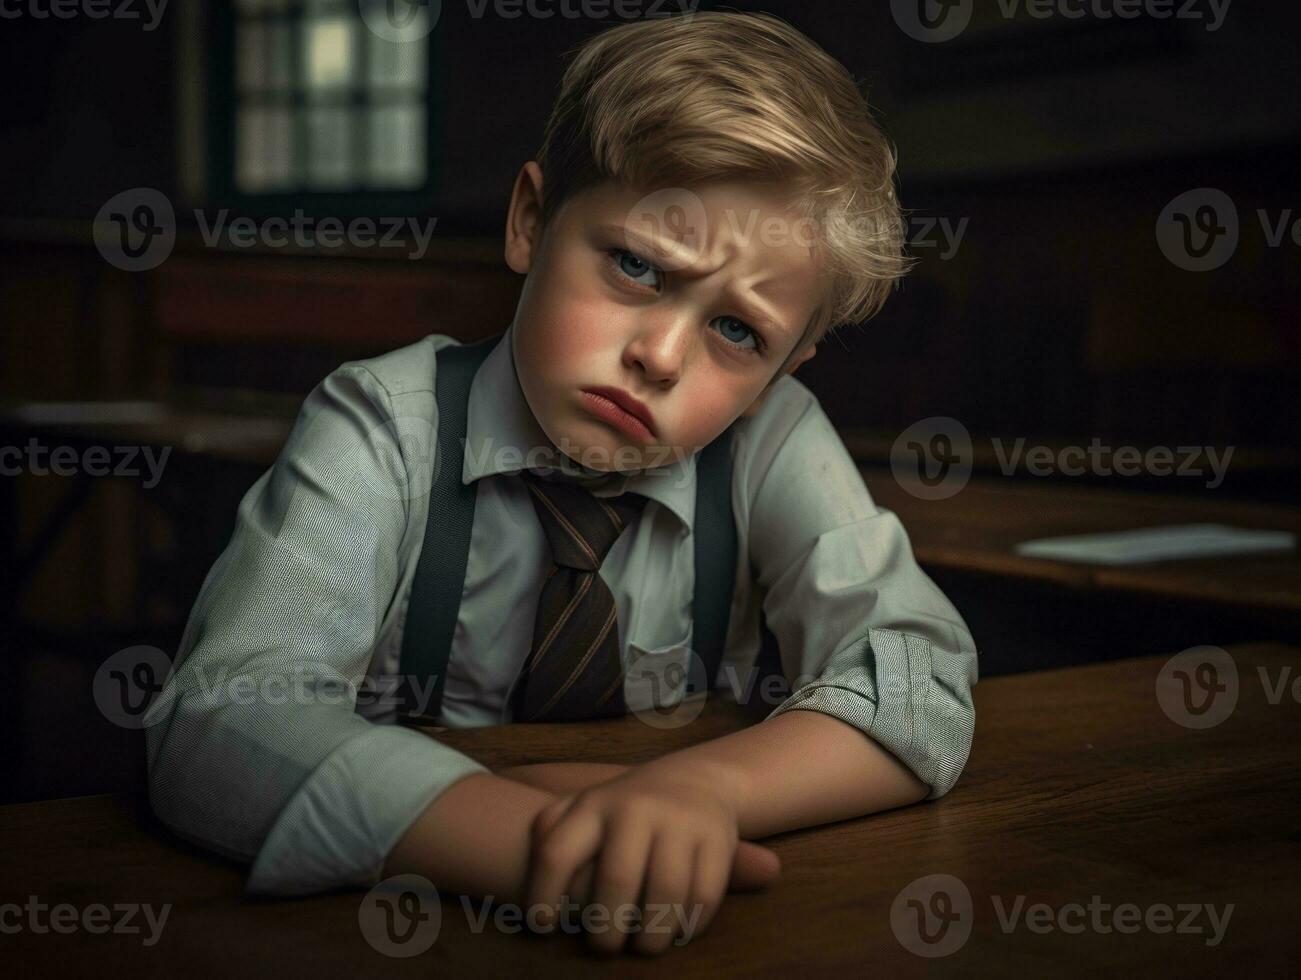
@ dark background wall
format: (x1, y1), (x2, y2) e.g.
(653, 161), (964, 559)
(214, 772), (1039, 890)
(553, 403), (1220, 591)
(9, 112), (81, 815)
(3, 1), (1297, 459)
(1, 0), (1298, 803)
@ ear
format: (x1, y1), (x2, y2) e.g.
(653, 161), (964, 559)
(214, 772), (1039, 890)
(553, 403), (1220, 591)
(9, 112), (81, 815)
(504, 161), (546, 275)
(740, 343), (818, 418)
(786, 343), (817, 374)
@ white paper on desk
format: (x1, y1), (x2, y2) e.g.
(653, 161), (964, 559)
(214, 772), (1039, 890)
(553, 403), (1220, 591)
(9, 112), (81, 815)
(1013, 524), (1297, 565)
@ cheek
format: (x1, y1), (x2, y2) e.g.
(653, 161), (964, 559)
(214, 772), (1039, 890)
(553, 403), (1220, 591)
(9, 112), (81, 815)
(526, 278), (629, 373)
(670, 366), (759, 446)
(553, 306), (622, 361)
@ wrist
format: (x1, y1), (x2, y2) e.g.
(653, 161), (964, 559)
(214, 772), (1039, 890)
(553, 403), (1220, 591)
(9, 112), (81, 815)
(384, 773), (557, 905)
(644, 753), (750, 819)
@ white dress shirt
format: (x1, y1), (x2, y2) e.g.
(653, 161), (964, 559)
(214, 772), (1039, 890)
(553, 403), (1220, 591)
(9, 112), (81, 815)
(145, 321), (978, 896)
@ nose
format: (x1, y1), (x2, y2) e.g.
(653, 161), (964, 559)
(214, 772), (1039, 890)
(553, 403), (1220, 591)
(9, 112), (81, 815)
(622, 314), (690, 387)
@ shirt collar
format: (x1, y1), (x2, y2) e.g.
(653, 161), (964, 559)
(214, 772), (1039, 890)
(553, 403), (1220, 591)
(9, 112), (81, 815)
(461, 320), (698, 531)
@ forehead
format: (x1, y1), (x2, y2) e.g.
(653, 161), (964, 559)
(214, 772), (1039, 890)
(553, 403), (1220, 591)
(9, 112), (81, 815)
(564, 178), (827, 311)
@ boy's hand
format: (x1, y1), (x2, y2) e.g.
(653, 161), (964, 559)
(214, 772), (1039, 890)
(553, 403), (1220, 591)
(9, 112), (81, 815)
(524, 761), (780, 956)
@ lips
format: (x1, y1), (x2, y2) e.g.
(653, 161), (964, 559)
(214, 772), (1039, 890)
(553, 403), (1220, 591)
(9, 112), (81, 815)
(581, 385), (658, 439)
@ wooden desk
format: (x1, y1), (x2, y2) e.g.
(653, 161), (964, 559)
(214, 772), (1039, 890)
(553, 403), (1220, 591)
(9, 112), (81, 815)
(863, 470), (1301, 618)
(0, 397), (296, 468)
(841, 429), (1301, 483)
(1, 644), (1294, 975)
(0, 398), (295, 630)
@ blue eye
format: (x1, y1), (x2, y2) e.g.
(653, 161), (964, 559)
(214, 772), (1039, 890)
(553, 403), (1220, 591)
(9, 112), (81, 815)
(712, 316), (760, 353)
(606, 247), (765, 357)
(610, 248), (661, 289)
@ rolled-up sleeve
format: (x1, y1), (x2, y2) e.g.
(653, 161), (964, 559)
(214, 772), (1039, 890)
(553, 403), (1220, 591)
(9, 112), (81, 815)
(144, 362), (488, 896)
(744, 383), (978, 799)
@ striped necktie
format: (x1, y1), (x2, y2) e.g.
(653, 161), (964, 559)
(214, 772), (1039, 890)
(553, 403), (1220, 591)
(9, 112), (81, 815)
(512, 470), (648, 722)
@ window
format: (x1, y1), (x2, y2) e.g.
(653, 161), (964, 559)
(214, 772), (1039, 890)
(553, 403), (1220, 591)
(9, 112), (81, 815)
(227, 0), (433, 195)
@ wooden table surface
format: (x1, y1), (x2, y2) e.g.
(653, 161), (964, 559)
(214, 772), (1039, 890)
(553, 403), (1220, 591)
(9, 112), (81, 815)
(863, 470), (1301, 615)
(2, 643), (1295, 976)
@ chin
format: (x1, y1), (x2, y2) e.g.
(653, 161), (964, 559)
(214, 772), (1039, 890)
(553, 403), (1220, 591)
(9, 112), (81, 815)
(579, 427), (663, 473)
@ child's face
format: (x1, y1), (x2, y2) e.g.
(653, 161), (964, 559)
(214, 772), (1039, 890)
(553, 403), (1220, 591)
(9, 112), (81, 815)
(504, 163), (823, 473)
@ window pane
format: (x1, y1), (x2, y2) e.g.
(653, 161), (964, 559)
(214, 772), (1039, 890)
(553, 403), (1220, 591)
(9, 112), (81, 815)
(264, 104), (295, 189)
(307, 106), (356, 188)
(236, 106), (271, 191)
(302, 16), (357, 91)
(267, 21), (293, 92)
(368, 102), (425, 188)
(359, 0), (431, 36)
(367, 25), (427, 90)
(236, 22), (268, 92)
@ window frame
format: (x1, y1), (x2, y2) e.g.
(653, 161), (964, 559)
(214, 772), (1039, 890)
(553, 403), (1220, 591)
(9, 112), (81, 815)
(206, 0), (443, 221)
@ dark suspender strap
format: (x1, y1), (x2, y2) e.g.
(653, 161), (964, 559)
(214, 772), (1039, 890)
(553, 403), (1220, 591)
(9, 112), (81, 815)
(397, 332), (503, 724)
(691, 422), (739, 691)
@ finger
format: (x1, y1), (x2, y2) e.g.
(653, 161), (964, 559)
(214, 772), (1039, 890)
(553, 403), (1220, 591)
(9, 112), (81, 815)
(544, 860), (593, 937)
(538, 860), (596, 937)
(532, 795), (577, 843)
(526, 804), (604, 931)
(684, 834), (731, 944)
(631, 832), (694, 957)
(525, 797), (580, 933)
(728, 840), (782, 892)
(585, 817), (654, 956)
(569, 861), (595, 905)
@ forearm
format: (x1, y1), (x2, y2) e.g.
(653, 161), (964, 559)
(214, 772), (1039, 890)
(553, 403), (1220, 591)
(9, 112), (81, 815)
(381, 772), (557, 904)
(657, 708), (928, 839)
(496, 762), (631, 796)
(496, 709), (928, 840)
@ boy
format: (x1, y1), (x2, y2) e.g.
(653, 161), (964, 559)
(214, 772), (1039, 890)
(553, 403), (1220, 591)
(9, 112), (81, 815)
(146, 11), (977, 958)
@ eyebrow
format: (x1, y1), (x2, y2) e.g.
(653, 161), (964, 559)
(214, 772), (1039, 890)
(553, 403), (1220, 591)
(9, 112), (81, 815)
(600, 223), (795, 341)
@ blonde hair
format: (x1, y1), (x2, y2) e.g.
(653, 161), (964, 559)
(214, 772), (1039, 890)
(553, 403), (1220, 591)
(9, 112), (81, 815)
(535, 11), (912, 355)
